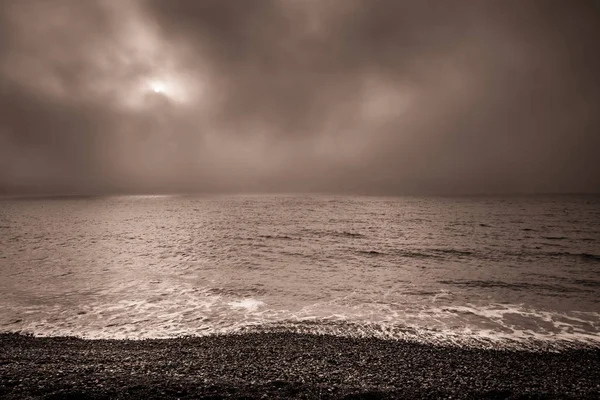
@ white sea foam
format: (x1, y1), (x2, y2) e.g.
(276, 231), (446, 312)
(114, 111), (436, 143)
(228, 298), (265, 311)
(4, 294), (599, 350)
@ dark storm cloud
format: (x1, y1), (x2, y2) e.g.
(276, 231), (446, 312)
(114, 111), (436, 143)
(1, 0), (599, 195)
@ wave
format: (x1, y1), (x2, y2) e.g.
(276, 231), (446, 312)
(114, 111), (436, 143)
(4, 296), (599, 351)
(334, 231), (366, 238)
(8, 316), (599, 352)
(434, 249), (473, 256)
(571, 279), (600, 288)
(547, 252), (600, 262)
(357, 250), (385, 256)
(380, 249), (473, 260)
(438, 279), (591, 294)
(394, 250), (440, 259)
(301, 228), (366, 239)
(259, 234), (295, 240)
(232, 319), (600, 351)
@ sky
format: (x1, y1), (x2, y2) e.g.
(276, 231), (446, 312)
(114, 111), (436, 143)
(1, 0), (599, 196)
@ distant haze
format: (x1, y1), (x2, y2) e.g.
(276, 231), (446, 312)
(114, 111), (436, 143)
(1, 0), (599, 196)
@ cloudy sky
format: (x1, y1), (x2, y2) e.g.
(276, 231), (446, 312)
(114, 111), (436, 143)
(1, 0), (599, 196)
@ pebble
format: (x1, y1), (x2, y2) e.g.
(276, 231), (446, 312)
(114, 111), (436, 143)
(0, 332), (598, 399)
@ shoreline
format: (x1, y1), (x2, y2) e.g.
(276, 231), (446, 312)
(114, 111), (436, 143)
(1, 332), (599, 399)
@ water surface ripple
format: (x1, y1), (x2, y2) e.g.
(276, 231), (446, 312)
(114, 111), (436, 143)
(1, 194), (599, 349)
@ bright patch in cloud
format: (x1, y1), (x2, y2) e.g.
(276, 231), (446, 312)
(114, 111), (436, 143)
(150, 80), (167, 94)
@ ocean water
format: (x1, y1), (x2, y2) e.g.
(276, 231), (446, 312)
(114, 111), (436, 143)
(1, 194), (599, 349)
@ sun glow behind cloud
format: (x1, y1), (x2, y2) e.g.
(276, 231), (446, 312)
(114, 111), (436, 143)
(150, 80), (167, 93)
(92, 1), (203, 110)
(145, 76), (197, 103)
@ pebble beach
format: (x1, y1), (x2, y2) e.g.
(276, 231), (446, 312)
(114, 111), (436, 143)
(1, 332), (599, 399)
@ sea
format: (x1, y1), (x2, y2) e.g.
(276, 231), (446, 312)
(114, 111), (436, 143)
(1, 194), (599, 350)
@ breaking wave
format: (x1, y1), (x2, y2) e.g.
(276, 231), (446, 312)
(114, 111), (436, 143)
(4, 292), (599, 351)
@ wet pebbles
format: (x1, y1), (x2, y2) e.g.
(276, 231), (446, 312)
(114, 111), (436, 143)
(1, 332), (599, 399)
